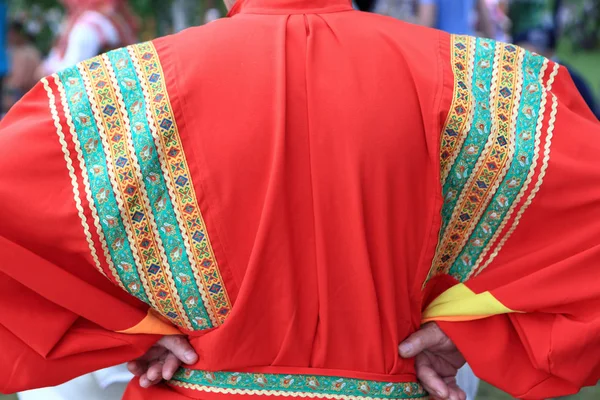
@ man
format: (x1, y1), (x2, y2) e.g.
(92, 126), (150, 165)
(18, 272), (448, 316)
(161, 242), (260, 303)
(418, 0), (494, 37)
(1, 1), (600, 400)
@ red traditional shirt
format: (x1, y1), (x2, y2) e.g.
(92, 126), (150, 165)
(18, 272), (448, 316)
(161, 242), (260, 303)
(1, 0), (599, 399)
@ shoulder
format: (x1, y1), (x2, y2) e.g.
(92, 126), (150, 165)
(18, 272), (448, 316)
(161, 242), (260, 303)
(441, 35), (555, 88)
(51, 42), (165, 131)
(432, 35), (561, 281)
(439, 34), (558, 186)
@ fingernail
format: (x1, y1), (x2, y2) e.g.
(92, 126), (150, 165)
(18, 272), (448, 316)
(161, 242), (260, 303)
(399, 343), (413, 356)
(140, 378), (149, 388)
(184, 351), (197, 363)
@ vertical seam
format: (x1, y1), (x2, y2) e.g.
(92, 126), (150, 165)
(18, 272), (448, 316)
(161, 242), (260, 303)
(417, 31), (448, 300)
(302, 13), (321, 361)
(164, 39), (242, 298)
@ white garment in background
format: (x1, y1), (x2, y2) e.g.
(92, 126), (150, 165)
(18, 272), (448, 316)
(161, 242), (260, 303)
(456, 364), (480, 400)
(204, 8), (222, 23)
(485, 0), (510, 41)
(44, 10), (120, 74)
(18, 364), (132, 400)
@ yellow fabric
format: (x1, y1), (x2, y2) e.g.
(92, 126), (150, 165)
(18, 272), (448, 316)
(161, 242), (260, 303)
(118, 309), (182, 335)
(422, 283), (519, 323)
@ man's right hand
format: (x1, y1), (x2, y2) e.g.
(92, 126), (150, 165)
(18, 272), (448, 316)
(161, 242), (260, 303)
(399, 323), (467, 400)
(127, 336), (198, 388)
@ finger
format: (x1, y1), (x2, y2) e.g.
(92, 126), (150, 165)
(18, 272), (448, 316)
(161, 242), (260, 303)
(162, 352), (182, 381)
(139, 374), (152, 389)
(136, 346), (168, 362)
(159, 336), (198, 364)
(399, 323), (444, 358)
(415, 357), (449, 399)
(139, 372), (161, 389)
(146, 360), (165, 382)
(446, 380), (466, 400)
(419, 369), (449, 399)
(127, 360), (147, 377)
(454, 387), (467, 400)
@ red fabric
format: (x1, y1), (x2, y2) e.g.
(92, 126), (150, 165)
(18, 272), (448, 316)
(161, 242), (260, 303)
(160, 4), (441, 378)
(1, 0), (600, 398)
(437, 65), (600, 398)
(0, 85), (161, 393)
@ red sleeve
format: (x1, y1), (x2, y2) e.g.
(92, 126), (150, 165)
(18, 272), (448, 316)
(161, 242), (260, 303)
(0, 82), (161, 393)
(425, 35), (600, 399)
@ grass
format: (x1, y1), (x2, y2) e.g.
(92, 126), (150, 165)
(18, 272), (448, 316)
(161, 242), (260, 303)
(557, 44), (600, 99)
(479, 381), (600, 399)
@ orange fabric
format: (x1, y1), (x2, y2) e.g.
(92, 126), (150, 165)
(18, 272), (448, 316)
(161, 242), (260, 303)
(423, 315), (492, 323)
(118, 310), (182, 336)
(1, 0), (600, 398)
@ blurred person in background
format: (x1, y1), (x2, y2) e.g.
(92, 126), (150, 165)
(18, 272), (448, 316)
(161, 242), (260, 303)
(4, 21), (41, 112)
(508, 0), (558, 40)
(372, 0), (418, 22)
(514, 27), (599, 119)
(485, 0), (510, 41)
(353, 0), (377, 12)
(0, 0), (9, 114)
(204, 0), (224, 23)
(417, 0), (494, 37)
(38, 0), (139, 77)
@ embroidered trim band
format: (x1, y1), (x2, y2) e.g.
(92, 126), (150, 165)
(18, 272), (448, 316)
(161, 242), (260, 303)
(428, 36), (558, 283)
(170, 369), (428, 399)
(51, 42), (233, 330)
(42, 77), (106, 278)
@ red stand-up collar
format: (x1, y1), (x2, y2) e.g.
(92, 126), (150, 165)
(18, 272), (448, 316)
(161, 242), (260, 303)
(228, 0), (353, 16)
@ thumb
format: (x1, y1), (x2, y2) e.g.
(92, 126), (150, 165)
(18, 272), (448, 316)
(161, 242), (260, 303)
(399, 323), (444, 358)
(158, 336), (198, 364)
